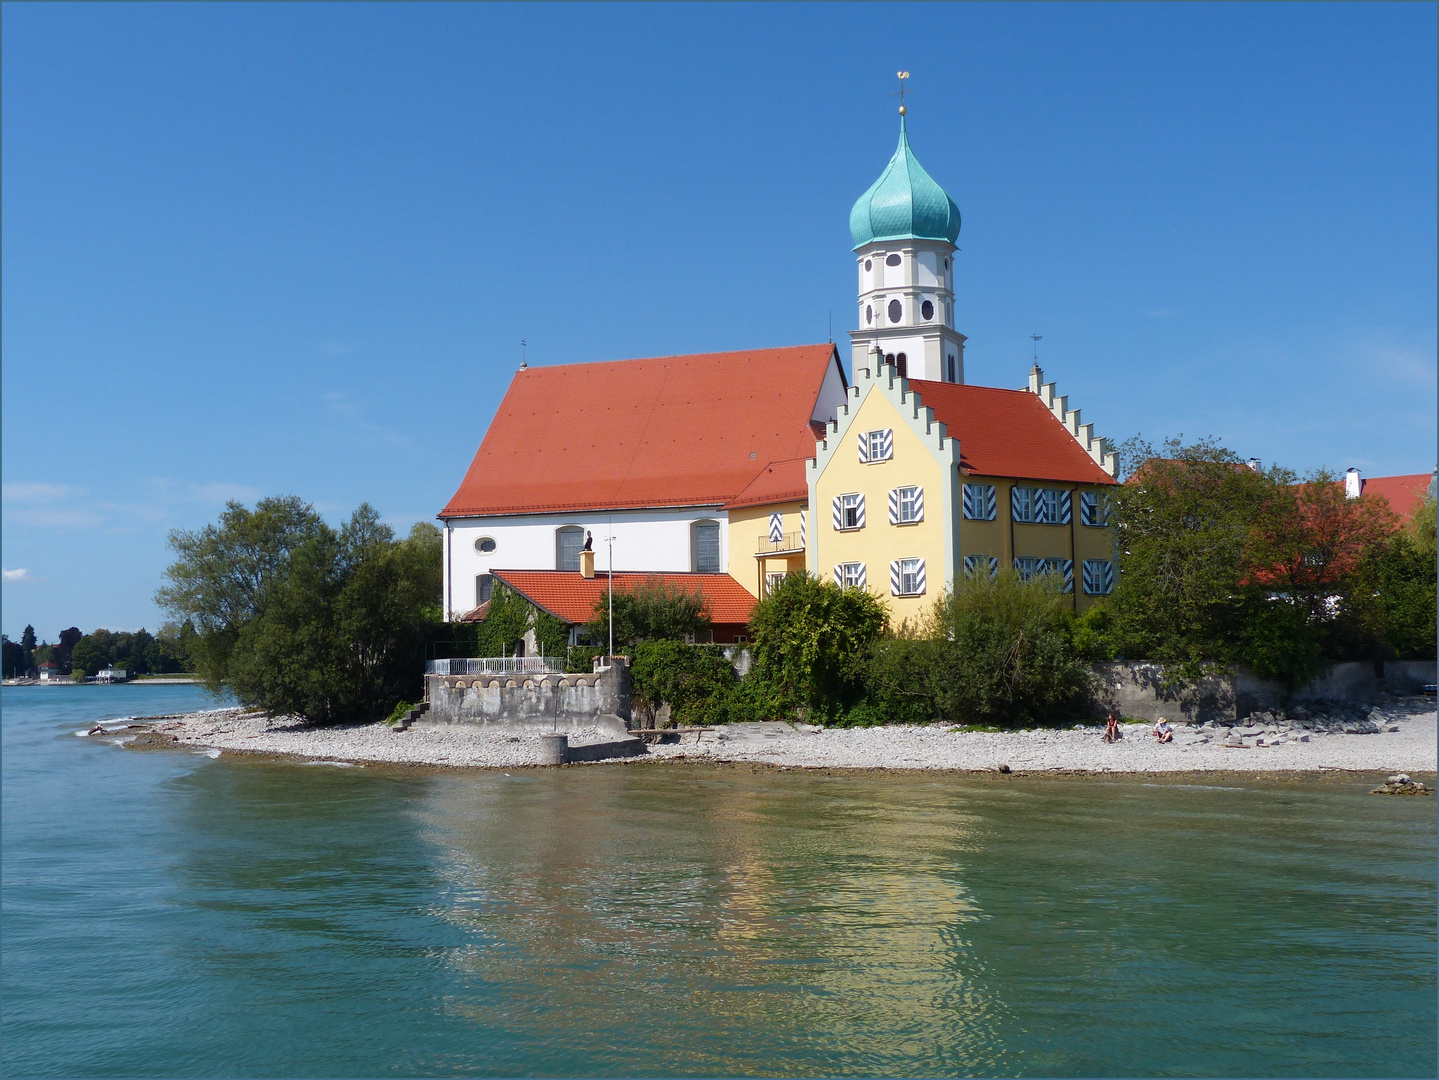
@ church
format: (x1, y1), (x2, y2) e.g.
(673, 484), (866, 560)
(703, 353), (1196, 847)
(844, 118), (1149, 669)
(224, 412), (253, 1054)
(439, 109), (1119, 641)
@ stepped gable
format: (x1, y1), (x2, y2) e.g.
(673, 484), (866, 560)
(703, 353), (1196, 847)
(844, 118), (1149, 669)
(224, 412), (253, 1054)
(467, 570), (758, 626)
(907, 379), (1118, 485)
(441, 345), (838, 517)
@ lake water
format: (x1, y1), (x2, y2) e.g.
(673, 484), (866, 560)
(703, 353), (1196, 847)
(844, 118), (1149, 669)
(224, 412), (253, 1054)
(2, 685), (1434, 1077)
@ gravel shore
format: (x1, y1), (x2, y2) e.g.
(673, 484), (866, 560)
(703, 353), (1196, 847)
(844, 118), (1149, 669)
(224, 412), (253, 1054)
(94, 697), (1438, 775)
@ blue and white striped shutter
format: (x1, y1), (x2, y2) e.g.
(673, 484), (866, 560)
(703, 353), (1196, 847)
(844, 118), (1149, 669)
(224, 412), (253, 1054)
(799, 509), (806, 548)
(834, 564), (845, 587)
(1083, 559), (1115, 595)
(983, 485), (997, 520)
(913, 487), (924, 522)
(1101, 560), (1114, 594)
(1036, 489), (1056, 524)
(986, 556), (999, 578)
(1011, 486), (1028, 522)
(1061, 559), (1074, 593)
(855, 494), (866, 528)
(888, 488), (900, 525)
(769, 512), (783, 543)
(857, 431), (870, 464)
(831, 495), (843, 531)
(1059, 491), (1072, 525)
(962, 483), (978, 519)
(879, 429), (894, 461)
(856, 563), (867, 590)
(913, 559), (927, 595)
(1080, 491), (1097, 526)
(890, 560), (901, 596)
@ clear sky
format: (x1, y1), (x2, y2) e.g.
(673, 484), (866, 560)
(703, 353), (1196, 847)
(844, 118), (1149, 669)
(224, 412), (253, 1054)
(3, 2), (1435, 641)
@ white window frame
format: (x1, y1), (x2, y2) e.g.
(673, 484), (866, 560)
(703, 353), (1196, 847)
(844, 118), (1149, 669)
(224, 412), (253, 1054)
(897, 558), (925, 596)
(896, 485), (922, 524)
(837, 562), (866, 589)
(838, 492), (864, 531)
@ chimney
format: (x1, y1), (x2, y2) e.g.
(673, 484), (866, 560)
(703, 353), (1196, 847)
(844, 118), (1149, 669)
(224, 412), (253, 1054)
(1247, 458), (1262, 472)
(1344, 467), (1362, 499)
(1028, 364), (1044, 393)
(579, 549), (595, 579)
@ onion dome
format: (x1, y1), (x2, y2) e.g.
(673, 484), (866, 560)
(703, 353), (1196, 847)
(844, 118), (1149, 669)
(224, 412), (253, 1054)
(849, 117), (961, 250)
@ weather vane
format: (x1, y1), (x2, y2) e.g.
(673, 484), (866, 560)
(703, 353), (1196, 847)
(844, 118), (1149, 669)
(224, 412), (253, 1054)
(892, 71), (912, 115)
(1031, 334), (1043, 363)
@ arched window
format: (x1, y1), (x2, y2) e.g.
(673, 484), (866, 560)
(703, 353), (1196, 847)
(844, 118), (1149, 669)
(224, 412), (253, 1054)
(895, 353), (907, 378)
(556, 526), (584, 571)
(692, 520), (721, 573)
(885, 353), (895, 365)
(888, 299), (902, 323)
(865, 304), (872, 325)
(921, 300), (934, 321)
(476, 574), (493, 605)
(947, 354), (956, 382)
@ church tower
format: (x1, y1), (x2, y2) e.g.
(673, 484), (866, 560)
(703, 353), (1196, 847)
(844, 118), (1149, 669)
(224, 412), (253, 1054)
(848, 108), (966, 383)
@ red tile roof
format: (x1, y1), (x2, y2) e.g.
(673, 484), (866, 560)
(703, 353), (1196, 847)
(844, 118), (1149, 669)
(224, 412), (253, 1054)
(441, 345), (840, 518)
(468, 570), (758, 626)
(908, 380), (1118, 485)
(1358, 473), (1434, 520)
(725, 457), (809, 509)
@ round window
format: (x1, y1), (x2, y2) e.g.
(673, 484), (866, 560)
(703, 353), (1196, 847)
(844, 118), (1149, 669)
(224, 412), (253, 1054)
(865, 304), (872, 325)
(886, 254), (902, 267)
(475, 537), (496, 554)
(888, 299), (902, 323)
(921, 300), (934, 321)
(864, 259), (872, 271)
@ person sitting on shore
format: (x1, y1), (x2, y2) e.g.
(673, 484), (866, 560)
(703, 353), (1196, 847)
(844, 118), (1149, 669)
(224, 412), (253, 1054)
(1104, 713), (1120, 743)
(1153, 719), (1173, 743)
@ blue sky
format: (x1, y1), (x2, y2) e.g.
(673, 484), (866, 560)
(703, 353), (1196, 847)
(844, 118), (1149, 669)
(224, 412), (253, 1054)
(3, 3), (1435, 640)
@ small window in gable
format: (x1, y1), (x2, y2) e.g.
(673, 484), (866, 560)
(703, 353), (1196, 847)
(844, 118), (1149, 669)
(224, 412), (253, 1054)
(858, 428), (893, 463)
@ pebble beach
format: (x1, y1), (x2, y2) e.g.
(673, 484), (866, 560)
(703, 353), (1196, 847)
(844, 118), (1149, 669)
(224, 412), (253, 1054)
(98, 697), (1438, 776)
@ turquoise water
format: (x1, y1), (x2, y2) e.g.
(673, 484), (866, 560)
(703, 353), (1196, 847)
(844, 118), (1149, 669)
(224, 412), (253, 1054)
(2, 685), (1434, 1077)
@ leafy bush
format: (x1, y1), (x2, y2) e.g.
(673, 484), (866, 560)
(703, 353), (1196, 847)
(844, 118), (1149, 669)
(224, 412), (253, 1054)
(630, 640), (741, 726)
(748, 573), (887, 722)
(923, 571), (1095, 728)
(849, 634), (937, 726)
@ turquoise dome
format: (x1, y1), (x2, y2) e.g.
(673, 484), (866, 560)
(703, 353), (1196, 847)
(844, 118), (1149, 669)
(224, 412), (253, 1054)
(849, 117), (960, 250)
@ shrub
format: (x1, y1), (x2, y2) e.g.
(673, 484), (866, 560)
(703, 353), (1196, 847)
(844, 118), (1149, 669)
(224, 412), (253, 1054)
(586, 579), (710, 648)
(849, 634), (937, 726)
(924, 571), (1095, 728)
(630, 640), (741, 726)
(748, 573), (887, 723)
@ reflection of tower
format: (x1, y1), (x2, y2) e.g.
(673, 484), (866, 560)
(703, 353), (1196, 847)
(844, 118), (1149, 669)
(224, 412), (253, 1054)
(848, 111), (967, 383)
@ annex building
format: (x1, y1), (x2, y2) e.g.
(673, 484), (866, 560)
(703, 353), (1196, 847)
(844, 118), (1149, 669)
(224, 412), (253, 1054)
(439, 113), (1120, 642)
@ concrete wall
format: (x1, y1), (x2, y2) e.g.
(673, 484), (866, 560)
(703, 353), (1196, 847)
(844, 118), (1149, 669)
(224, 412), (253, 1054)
(423, 656), (632, 733)
(1097, 660), (1437, 723)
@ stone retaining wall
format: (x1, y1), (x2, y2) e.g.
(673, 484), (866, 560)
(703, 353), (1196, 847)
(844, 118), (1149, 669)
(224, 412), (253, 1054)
(1096, 659), (1437, 723)
(423, 656), (632, 733)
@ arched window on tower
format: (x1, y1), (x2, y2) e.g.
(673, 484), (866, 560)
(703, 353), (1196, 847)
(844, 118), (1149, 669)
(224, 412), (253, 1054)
(895, 353), (907, 378)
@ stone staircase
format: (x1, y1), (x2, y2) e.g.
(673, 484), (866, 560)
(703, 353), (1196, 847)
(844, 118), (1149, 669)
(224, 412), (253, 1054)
(394, 702), (429, 732)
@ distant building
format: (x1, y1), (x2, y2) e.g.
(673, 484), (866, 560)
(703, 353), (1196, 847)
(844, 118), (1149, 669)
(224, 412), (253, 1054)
(37, 661), (59, 682)
(1342, 468), (1436, 520)
(438, 110), (1119, 626)
(96, 666), (128, 683)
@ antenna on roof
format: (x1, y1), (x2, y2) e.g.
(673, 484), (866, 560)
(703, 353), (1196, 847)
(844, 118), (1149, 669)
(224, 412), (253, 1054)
(892, 71), (912, 115)
(1030, 334), (1042, 363)
(520, 339), (527, 370)
(828, 310), (832, 344)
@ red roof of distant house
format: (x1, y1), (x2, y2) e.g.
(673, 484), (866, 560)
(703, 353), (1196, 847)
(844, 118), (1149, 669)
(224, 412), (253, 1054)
(462, 570), (758, 626)
(908, 380), (1117, 485)
(1356, 473), (1434, 520)
(441, 345), (841, 518)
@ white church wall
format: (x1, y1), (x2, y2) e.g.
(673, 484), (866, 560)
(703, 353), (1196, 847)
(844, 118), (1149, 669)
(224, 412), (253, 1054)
(442, 506), (729, 619)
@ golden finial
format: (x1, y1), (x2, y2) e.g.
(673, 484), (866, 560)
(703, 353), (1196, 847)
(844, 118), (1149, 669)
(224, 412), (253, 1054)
(894, 71), (912, 115)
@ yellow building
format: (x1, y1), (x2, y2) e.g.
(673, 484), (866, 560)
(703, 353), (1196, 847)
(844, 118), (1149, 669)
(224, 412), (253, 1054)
(808, 351), (1119, 623)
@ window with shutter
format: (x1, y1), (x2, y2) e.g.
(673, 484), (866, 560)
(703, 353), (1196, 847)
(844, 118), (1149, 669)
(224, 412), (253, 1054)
(768, 512), (783, 543)
(860, 429), (893, 463)
(1011, 487), (1034, 523)
(962, 555), (999, 579)
(962, 483), (997, 520)
(834, 562), (866, 589)
(835, 493), (865, 530)
(1080, 491), (1108, 527)
(1083, 559), (1115, 595)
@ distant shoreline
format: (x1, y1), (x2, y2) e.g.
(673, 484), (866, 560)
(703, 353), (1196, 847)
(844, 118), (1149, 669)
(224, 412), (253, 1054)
(3, 677), (199, 686)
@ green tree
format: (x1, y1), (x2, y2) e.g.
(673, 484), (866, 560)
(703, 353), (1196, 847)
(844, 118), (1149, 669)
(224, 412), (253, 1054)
(924, 571), (1095, 727)
(629, 639), (741, 726)
(2, 635), (26, 678)
(70, 629), (116, 677)
(158, 500), (442, 724)
(585, 579), (710, 649)
(20, 625), (36, 670)
(1367, 498), (1438, 660)
(748, 572), (887, 722)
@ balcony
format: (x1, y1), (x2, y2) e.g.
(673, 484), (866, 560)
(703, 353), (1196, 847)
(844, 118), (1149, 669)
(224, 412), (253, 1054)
(755, 532), (805, 557)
